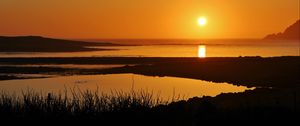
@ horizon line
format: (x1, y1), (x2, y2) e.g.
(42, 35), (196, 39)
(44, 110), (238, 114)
(0, 35), (265, 40)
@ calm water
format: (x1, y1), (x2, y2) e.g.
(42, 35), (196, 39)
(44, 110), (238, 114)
(0, 42), (298, 57)
(0, 74), (253, 100)
(0, 40), (296, 100)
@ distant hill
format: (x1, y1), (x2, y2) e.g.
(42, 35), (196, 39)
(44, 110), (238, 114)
(0, 36), (117, 52)
(264, 20), (299, 40)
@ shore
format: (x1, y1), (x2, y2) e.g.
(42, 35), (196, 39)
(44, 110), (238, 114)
(0, 56), (299, 124)
(1, 56), (299, 88)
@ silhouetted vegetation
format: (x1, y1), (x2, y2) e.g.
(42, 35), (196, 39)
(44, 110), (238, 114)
(0, 88), (298, 125)
(0, 88), (168, 124)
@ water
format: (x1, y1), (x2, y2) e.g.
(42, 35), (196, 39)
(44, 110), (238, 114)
(0, 39), (296, 100)
(0, 74), (253, 101)
(0, 41), (298, 57)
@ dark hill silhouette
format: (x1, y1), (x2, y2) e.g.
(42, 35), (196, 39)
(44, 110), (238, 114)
(0, 36), (118, 52)
(264, 20), (300, 40)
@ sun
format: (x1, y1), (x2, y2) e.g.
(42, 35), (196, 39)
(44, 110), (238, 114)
(198, 17), (207, 26)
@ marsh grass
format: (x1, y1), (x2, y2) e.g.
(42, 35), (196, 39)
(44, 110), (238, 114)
(0, 87), (176, 119)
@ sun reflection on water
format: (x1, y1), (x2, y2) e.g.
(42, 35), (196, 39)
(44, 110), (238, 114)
(198, 45), (206, 58)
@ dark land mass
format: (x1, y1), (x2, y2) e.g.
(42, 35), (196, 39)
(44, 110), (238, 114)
(0, 36), (120, 52)
(0, 57), (299, 124)
(0, 75), (28, 80)
(0, 56), (299, 88)
(0, 87), (299, 125)
(264, 20), (300, 40)
(0, 74), (49, 80)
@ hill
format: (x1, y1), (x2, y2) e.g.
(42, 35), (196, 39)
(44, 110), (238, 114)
(0, 36), (117, 52)
(264, 20), (299, 40)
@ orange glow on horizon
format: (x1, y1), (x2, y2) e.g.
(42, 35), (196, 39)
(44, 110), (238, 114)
(0, 0), (299, 39)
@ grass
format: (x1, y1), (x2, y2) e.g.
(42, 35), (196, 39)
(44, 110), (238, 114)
(0, 87), (298, 125)
(0, 88), (170, 120)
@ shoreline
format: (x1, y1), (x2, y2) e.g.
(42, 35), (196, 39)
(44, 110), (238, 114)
(0, 56), (299, 123)
(0, 56), (299, 88)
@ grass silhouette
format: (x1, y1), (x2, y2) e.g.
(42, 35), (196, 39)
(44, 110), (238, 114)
(0, 87), (298, 125)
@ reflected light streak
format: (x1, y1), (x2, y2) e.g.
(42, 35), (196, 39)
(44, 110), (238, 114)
(198, 45), (206, 58)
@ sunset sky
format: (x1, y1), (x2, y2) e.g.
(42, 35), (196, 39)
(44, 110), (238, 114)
(0, 0), (299, 39)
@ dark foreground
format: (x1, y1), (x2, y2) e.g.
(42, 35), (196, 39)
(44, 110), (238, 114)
(0, 56), (299, 125)
(0, 88), (299, 125)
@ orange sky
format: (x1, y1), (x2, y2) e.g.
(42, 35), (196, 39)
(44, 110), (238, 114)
(0, 0), (299, 39)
